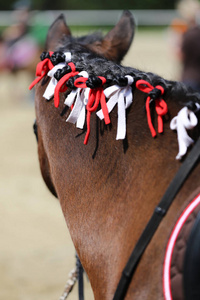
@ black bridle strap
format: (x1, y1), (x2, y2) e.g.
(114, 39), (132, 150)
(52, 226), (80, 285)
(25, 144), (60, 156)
(76, 254), (84, 300)
(113, 137), (200, 300)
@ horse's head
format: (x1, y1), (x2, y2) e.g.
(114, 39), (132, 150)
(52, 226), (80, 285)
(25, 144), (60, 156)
(35, 11), (135, 197)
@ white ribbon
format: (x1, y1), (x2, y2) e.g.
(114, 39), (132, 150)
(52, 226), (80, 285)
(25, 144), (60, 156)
(170, 105), (200, 160)
(65, 71), (90, 129)
(43, 52), (72, 100)
(96, 75), (134, 140)
(64, 52), (72, 62)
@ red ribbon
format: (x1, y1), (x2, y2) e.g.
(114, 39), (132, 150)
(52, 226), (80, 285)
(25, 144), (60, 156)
(136, 79), (168, 137)
(74, 76), (88, 88)
(54, 62), (79, 108)
(29, 52), (54, 90)
(74, 76), (109, 144)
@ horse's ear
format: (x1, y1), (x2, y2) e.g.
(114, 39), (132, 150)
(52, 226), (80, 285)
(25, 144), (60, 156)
(101, 10), (135, 62)
(45, 14), (71, 51)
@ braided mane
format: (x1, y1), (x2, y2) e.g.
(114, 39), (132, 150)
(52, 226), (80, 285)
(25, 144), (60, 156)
(58, 37), (200, 106)
(30, 35), (200, 159)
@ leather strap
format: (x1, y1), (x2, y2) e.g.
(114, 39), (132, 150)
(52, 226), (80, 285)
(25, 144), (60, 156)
(76, 254), (84, 300)
(113, 137), (200, 300)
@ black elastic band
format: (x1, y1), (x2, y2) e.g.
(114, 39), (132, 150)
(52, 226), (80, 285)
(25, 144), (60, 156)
(40, 51), (50, 61)
(86, 75), (102, 88)
(50, 51), (66, 65)
(148, 87), (162, 100)
(113, 137), (200, 300)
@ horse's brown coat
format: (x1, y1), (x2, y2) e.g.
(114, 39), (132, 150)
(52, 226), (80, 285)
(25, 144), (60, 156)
(34, 12), (200, 300)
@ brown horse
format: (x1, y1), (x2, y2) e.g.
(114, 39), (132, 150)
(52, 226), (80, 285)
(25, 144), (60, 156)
(32, 11), (200, 300)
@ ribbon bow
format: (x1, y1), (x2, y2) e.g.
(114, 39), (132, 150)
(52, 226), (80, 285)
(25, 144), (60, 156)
(54, 62), (79, 108)
(136, 79), (167, 137)
(29, 52), (54, 90)
(64, 71), (90, 129)
(74, 76), (109, 144)
(170, 106), (199, 160)
(96, 75), (134, 140)
(43, 52), (72, 100)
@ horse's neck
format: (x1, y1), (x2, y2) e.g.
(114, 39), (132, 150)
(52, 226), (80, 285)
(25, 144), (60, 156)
(46, 90), (182, 232)
(37, 86), (194, 299)
(53, 94), (179, 239)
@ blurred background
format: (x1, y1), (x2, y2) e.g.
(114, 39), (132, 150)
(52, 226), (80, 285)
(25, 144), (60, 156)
(1, 0), (200, 299)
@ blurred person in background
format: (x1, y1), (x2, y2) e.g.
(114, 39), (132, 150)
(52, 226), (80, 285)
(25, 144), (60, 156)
(170, 0), (200, 92)
(181, 24), (200, 92)
(169, 0), (200, 58)
(0, 0), (38, 72)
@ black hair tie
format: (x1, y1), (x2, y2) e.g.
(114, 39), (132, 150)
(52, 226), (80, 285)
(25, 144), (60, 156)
(113, 75), (128, 87)
(148, 88), (162, 100)
(40, 51), (50, 61)
(66, 75), (81, 89)
(86, 75), (102, 89)
(51, 52), (66, 66)
(54, 65), (72, 81)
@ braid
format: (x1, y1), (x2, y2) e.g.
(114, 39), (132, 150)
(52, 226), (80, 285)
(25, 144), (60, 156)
(54, 65), (72, 81)
(86, 75), (103, 88)
(51, 51), (66, 65)
(66, 75), (80, 89)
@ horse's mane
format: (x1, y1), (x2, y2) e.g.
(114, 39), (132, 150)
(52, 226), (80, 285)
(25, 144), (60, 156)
(30, 35), (200, 160)
(58, 38), (200, 109)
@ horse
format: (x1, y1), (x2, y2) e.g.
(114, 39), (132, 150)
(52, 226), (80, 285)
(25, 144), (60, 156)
(30, 10), (200, 300)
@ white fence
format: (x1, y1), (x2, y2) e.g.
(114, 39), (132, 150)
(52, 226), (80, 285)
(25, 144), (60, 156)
(0, 10), (180, 27)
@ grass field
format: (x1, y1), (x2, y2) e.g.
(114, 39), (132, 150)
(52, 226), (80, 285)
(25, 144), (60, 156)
(0, 28), (181, 300)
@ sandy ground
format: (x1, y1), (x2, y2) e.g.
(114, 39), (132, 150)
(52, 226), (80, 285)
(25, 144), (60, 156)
(0, 29), (180, 300)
